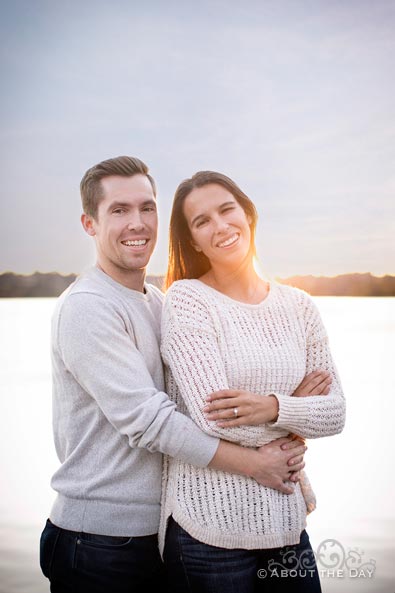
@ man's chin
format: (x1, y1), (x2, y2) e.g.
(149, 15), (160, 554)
(120, 257), (151, 273)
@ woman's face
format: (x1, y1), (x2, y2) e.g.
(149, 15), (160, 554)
(182, 183), (252, 270)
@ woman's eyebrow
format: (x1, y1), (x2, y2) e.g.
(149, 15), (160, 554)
(191, 201), (235, 226)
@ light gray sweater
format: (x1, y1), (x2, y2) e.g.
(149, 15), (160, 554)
(49, 267), (218, 537)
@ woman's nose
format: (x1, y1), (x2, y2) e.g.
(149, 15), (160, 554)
(214, 217), (230, 233)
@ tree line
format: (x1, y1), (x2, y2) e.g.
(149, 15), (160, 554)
(0, 272), (394, 297)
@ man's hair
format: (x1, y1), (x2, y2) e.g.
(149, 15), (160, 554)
(80, 156), (156, 219)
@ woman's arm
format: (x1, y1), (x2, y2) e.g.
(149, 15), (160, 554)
(203, 370), (332, 427)
(267, 293), (346, 439)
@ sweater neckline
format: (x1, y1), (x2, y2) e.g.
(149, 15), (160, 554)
(88, 266), (153, 301)
(189, 278), (275, 308)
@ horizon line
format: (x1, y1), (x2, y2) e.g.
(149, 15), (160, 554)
(1, 270), (395, 280)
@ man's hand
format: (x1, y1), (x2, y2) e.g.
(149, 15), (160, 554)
(250, 437), (306, 494)
(208, 437), (306, 495)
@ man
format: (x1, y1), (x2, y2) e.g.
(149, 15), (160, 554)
(40, 156), (306, 592)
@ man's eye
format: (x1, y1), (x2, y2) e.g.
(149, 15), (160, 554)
(113, 208), (124, 214)
(143, 206), (156, 212)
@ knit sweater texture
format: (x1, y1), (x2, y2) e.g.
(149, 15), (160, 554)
(49, 267), (218, 537)
(159, 279), (346, 551)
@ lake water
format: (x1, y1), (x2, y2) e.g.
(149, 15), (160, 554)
(0, 297), (394, 593)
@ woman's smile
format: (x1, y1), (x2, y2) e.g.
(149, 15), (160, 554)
(216, 233), (240, 248)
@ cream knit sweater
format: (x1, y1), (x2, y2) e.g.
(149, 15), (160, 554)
(159, 280), (345, 552)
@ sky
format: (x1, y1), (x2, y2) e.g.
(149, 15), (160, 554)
(1, 0), (394, 278)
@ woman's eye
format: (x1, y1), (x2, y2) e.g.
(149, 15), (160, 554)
(222, 206), (234, 213)
(196, 219), (207, 228)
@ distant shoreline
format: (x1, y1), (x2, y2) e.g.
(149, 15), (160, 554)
(0, 272), (394, 297)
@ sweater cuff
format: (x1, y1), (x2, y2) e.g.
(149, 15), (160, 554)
(173, 423), (220, 467)
(269, 393), (310, 434)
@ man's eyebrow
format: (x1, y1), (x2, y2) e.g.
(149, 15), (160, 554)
(141, 199), (157, 208)
(191, 201), (235, 226)
(106, 201), (130, 212)
(106, 199), (156, 212)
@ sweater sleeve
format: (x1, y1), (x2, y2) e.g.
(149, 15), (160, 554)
(56, 292), (219, 466)
(269, 292), (346, 438)
(161, 286), (271, 447)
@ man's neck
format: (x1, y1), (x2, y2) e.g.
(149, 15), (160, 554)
(96, 263), (146, 292)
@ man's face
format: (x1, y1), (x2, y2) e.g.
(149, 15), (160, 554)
(82, 174), (158, 288)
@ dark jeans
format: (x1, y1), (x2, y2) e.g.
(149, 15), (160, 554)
(164, 517), (322, 593)
(40, 519), (167, 593)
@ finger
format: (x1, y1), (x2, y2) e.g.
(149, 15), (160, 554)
(288, 454), (304, 467)
(206, 404), (246, 419)
(300, 370), (331, 393)
(277, 481), (295, 495)
(216, 417), (247, 427)
(203, 398), (243, 413)
(314, 376), (332, 394)
(299, 370), (326, 390)
(206, 390), (240, 402)
(288, 461), (305, 473)
(304, 372), (331, 393)
(314, 385), (330, 396)
(285, 444), (307, 459)
(281, 439), (307, 452)
(289, 471), (301, 482)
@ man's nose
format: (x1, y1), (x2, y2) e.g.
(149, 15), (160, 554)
(127, 212), (144, 231)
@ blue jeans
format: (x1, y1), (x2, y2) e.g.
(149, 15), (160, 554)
(164, 517), (322, 593)
(40, 519), (167, 593)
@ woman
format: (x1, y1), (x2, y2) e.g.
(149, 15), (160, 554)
(159, 171), (346, 592)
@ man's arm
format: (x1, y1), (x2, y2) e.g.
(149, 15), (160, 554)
(57, 292), (217, 467)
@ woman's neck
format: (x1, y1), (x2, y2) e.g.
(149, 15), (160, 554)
(199, 259), (269, 304)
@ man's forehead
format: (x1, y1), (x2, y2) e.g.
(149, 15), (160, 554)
(100, 174), (155, 202)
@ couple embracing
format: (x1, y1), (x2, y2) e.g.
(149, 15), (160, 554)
(40, 155), (345, 593)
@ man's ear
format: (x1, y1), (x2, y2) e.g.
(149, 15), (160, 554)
(81, 213), (96, 237)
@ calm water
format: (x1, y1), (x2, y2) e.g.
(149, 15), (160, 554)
(0, 297), (394, 593)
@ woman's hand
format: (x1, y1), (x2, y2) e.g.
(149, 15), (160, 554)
(203, 390), (279, 427)
(293, 370), (332, 397)
(203, 371), (331, 427)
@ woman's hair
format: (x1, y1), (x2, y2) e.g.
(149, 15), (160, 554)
(165, 171), (258, 290)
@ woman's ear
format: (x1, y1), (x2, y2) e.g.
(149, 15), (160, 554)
(247, 214), (252, 225)
(191, 241), (202, 252)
